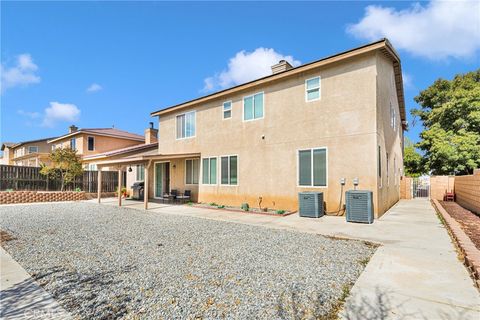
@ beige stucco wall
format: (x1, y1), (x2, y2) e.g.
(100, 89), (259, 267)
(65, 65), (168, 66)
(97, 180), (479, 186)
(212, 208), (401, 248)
(51, 134), (142, 158)
(12, 140), (52, 167)
(375, 53), (404, 214)
(154, 53), (398, 215)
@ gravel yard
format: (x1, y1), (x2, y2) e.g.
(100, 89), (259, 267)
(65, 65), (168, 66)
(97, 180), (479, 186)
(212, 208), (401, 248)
(0, 203), (376, 319)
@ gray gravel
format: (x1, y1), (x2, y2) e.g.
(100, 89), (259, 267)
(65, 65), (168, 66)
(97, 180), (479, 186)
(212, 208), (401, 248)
(0, 203), (376, 319)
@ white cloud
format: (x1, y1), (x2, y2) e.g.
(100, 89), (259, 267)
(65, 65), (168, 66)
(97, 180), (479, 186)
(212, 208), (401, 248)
(18, 109), (41, 119)
(42, 102), (80, 128)
(1, 54), (40, 93)
(86, 83), (102, 93)
(347, 0), (480, 60)
(203, 48), (301, 92)
(402, 72), (413, 89)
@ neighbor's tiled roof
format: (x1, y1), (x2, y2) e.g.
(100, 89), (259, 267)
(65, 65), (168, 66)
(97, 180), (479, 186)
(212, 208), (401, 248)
(48, 128), (144, 143)
(2, 137), (57, 150)
(83, 143), (157, 160)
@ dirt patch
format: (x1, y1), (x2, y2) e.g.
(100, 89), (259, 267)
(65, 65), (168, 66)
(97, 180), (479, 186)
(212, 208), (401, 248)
(440, 201), (480, 250)
(0, 230), (16, 244)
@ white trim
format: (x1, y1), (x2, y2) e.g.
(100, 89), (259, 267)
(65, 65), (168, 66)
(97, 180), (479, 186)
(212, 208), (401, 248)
(175, 110), (196, 140)
(184, 158), (200, 185)
(201, 156), (218, 185)
(222, 101), (232, 120)
(219, 154), (239, 186)
(153, 161), (171, 199)
(87, 136), (95, 151)
(296, 147), (328, 188)
(305, 76), (321, 102)
(242, 91), (264, 122)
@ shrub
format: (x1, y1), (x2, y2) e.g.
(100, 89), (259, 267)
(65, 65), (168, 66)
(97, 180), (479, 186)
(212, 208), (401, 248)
(241, 203), (249, 211)
(217, 205), (225, 209)
(209, 202), (218, 206)
(276, 210), (286, 215)
(74, 187), (82, 192)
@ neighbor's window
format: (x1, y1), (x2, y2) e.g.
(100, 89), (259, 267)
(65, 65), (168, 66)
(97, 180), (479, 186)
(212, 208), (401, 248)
(176, 111), (196, 139)
(223, 101), (232, 119)
(202, 157), (217, 184)
(305, 76), (321, 102)
(221, 155), (238, 185)
(88, 164), (97, 171)
(386, 152), (390, 186)
(70, 138), (76, 150)
(87, 136), (95, 151)
(243, 92), (263, 121)
(136, 165), (145, 181)
(28, 146), (38, 154)
(185, 159), (200, 184)
(298, 148), (327, 187)
(51, 145), (56, 151)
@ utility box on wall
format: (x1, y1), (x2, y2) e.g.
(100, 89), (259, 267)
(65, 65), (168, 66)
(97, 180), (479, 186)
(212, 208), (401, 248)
(346, 190), (374, 224)
(298, 192), (324, 218)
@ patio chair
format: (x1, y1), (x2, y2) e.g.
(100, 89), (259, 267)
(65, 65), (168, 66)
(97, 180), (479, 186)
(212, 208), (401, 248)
(177, 190), (191, 204)
(171, 189), (178, 204)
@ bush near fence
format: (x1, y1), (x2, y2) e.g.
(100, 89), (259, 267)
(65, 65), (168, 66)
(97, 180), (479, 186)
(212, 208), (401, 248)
(0, 165), (118, 192)
(0, 191), (86, 204)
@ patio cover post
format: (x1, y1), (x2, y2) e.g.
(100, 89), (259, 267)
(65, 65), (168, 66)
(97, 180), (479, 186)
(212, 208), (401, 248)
(118, 167), (122, 207)
(144, 160), (152, 210)
(97, 166), (102, 203)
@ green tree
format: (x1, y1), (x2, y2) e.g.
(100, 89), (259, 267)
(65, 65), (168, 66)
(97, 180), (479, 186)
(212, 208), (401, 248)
(40, 148), (83, 191)
(412, 70), (480, 175)
(403, 137), (423, 177)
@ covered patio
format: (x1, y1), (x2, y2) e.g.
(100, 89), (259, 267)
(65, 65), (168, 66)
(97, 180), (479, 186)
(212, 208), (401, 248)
(94, 149), (200, 210)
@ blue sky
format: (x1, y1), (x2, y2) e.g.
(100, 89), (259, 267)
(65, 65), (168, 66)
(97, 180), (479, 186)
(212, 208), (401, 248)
(1, 1), (479, 146)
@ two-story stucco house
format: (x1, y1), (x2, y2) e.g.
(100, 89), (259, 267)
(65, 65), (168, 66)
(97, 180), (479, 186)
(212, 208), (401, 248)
(97, 39), (406, 217)
(1, 138), (57, 167)
(48, 126), (145, 170)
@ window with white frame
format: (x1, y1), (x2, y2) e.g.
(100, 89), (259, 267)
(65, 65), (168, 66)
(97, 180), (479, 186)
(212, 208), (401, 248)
(28, 146), (38, 154)
(243, 92), (263, 121)
(87, 136), (95, 151)
(298, 148), (327, 187)
(390, 102), (397, 131)
(386, 152), (390, 186)
(176, 111), (196, 139)
(70, 138), (76, 150)
(51, 145), (56, 151)
(202, 157), (217, 184)
(378, 146), (382, 188)
(220, 155), (238, 185)
(185, 159), (200, 184)
(305, 76), (321, 102)
(136, 165), (145, 181)
(88, 163), (98, 171)
(394, 156), (397, 185)
(223, 101), (232, 119)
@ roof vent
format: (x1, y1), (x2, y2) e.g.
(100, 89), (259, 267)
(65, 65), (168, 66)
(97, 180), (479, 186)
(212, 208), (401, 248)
(69, 125), (78, 133)
(271, 60), (293, 74)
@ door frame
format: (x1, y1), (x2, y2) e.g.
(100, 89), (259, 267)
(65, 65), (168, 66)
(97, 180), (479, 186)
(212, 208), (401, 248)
(153, 161), (171, 199)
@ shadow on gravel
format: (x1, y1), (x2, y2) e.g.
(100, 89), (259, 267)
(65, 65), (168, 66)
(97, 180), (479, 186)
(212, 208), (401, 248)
(33, 265), (137, 319)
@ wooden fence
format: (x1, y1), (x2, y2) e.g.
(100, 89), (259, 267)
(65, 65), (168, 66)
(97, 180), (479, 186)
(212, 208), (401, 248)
(0, 165), (118, 193)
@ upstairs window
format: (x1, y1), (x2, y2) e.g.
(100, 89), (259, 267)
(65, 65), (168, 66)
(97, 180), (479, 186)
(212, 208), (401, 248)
(70, 138), (76, 150)
(28, 146), (38, 154)
(298, 148), (327, 187)
(176, 111), (196, 139)
(221, 155), (238, 185)
(223, 101), (232, 119)
(202, 157), (217, 184)
(390, 102), (397, 131)
(87, 136), (95, 151)
(305, 76), (321, 102)
(136, 165), (145, 181)
(185, 159), (200, 184)
(243, 92), (263, 121)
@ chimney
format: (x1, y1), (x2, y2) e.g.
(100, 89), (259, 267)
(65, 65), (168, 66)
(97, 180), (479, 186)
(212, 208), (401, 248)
(145, 122), (158, 144)
(69, 125), (78, 133)
(271, 60), (293, 74)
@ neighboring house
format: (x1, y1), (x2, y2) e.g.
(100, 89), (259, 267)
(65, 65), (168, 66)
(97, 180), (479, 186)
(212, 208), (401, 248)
(1, 138), (56, 167)
(48, 125), (145, 170)
(82, 123), (158, 192)
(98, 39), (405, 217)
(0, 143), (16, 165)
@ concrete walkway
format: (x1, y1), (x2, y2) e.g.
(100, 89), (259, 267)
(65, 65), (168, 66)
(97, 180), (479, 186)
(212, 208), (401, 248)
(92, 198), (480, 320)
(0, 247), (71, 319)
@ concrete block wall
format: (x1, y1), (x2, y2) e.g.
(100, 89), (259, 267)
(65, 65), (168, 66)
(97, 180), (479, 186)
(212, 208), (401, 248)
(400, 176), (412, 199)
(454, 170), (480, 215)
(0, 191), (86, 204)
(430, 176), (455, 201)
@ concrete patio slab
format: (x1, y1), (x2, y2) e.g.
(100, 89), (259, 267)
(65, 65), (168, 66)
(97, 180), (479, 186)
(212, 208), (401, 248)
(90, 198), (480, 319)
(0, 247), (72, 320)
